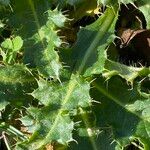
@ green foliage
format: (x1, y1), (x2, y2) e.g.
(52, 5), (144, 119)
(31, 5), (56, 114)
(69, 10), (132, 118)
(91, 76), (150, 149)
(0, 64), (36, 110)
(0, 0), (10, 5)
(1, 36), (23, 64)
(98, 0), (135, 6)
(0, 0), (150, 150)
(138, 3), (150, 28)
(31, 77), (91, 108)
(71, 6), (118, 76)
(104, 60), (150, 83)
(17, 106), (74, 149)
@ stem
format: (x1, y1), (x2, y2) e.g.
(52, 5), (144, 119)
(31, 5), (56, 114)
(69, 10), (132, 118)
(2, 132), (11, 150)
(0, 122), (27, 141)
(79, 108), (98, 150)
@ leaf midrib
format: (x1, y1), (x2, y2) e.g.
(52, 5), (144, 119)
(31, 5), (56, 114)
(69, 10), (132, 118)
(27, 5), (118, 149)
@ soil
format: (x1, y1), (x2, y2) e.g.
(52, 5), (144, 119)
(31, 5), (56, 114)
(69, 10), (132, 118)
(115, 4), (150, 67)
(117, 28), (150, 66)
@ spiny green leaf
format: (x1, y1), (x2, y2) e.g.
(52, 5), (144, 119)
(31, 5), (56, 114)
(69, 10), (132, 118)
(47, 8), (68, 28)
(7, 1), (61, 75)
(30, 8), (66, 79)
(17, 6), (119, 149)
(90, 76), (150, 149)
(18, 106), (74, 149)
(103, 59), (150, 83)
(70, 6), (118, 76)
(18, 74), (92, 149)
(69, 128), (116, 150)
(0, 1), (149, 150)
(33, 20), (62, 79)
(31, 76), (91, 109)
(7, 0), (50, 66)
(6, 5), (61, 76)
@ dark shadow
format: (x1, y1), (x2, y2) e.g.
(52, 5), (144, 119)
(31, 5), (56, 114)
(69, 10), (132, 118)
(90, 76), (141, 139)
(114, 3), (149, 67)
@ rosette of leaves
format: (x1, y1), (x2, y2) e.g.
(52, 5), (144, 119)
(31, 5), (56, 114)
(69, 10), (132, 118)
(0, 0), (150, 150)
